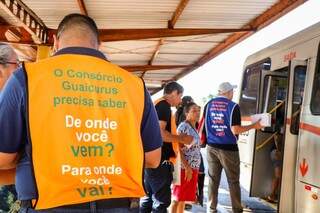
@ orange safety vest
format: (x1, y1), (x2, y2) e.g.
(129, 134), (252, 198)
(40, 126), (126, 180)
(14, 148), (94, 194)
(24, 54), (145, 209)
(154, 98), (180, 163)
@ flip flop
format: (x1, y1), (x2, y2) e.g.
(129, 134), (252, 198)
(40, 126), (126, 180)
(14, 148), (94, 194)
(266, 196), (278, 203)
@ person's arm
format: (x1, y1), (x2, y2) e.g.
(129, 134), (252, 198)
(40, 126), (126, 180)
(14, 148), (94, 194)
(231, 104), (263, 135)
(0, 153), (18, 169)
(159, 121), (193, 145)
(140, 88), (162, 168)
(0, 69), (26, 170)
(177, 125), (193, 181)
(0, 168), (16, 185)
(232, 122), (262, 135)
(179, 146), (193, 181)
(145, 148), (161, 168)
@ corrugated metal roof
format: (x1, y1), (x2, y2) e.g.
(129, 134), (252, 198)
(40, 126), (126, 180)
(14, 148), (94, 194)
(176, 0), (278, 28)
(20, 0), (79, 28)
(0, 0), (307, 94)
(86, 0), (179, 28)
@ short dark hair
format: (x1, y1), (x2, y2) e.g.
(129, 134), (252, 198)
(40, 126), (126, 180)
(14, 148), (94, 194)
(57, 13), (99, 42)
(182, 96), (193, 106)
(184, 102), (197, 114)
(163, 81), (184, 95)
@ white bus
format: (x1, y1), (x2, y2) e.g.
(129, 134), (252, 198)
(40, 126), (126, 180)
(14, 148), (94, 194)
(238, 21), (320, 213)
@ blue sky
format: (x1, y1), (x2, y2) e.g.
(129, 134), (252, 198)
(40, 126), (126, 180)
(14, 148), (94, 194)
(154, 0), (320, 105)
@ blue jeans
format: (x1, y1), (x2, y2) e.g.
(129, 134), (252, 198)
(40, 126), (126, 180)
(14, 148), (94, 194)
(19, 207), (138, 213)
(140, 163), (173, 213)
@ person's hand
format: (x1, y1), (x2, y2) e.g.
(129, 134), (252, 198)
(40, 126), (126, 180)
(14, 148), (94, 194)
(254, 119), (263, 129)
(184, 165), (193, 182)
(180, 134), (193, 145)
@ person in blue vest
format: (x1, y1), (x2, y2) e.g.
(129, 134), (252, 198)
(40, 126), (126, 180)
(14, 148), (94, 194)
(0, 14), (162, 213)
(202, 82), (263, 213)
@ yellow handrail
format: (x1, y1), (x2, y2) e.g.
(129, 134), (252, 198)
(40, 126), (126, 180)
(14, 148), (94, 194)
(256, 132), (278, 151)
(292, 108), (301, 119)
(255, 101), (284, 150)
(268, 101), (284, 114)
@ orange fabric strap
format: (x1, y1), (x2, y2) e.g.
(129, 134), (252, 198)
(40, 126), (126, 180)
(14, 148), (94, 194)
(154, 98), (180, 163)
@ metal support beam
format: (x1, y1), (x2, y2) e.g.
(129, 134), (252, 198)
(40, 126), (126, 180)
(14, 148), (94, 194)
(0, 0), (48, 44)
(121, 65), (187, 72)
(77, 0), (88, 16)
(168, 0), (190, 29)
(50, 28), (254, 43)
(1, 27), (254, 44)
(142, 39), (164, 78)
(148, 39), (164, 66)
(0, 26), (34, 43)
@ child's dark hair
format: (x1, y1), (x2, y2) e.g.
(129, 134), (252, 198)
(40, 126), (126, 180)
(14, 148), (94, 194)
(184, 102), (197, 114)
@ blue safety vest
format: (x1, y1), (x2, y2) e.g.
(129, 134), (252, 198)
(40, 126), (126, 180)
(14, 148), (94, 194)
(205, 97), (238, 145)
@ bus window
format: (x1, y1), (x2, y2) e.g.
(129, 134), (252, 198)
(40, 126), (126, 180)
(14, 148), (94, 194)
(290, 66), (306, 134)
(239, 58), (271, 116)
(311, 75), (320, 114)
(311, 46), (320, 114)
(262, 74), (287, 133)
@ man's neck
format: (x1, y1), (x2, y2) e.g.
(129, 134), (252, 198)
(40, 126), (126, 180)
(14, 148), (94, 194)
(217, 95), (228, 99)
(163, 95), (173, 106)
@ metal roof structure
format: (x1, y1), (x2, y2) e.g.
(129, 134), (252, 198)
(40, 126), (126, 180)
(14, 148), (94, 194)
(0, 0), (307, 94)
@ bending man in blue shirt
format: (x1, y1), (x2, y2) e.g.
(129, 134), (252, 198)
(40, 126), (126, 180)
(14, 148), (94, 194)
(0, 42), (19, 212)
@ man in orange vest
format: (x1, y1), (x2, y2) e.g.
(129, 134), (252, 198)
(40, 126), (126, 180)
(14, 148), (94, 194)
(140, 82), (193, 213)
(0, 14), (162, 213)
(0, 43), (19, 212)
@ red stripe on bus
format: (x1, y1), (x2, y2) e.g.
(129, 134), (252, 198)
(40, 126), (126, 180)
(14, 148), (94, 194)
(300, 122), (320, 136)
(242, 116), (251, 121)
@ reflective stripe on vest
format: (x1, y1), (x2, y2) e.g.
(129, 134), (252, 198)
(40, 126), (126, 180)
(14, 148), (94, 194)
(205, 97), (238, 145)
(24, 54), (145, 210)
(154, 98), (179, 163)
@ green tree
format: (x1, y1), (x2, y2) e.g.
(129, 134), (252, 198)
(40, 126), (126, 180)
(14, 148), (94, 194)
(201, 94), (215, 105)
(0, 186), (16, 212)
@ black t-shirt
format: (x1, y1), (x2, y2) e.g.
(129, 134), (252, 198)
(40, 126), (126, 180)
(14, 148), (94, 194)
(206, 103), (241, 151)
(155, 100), (175, 161)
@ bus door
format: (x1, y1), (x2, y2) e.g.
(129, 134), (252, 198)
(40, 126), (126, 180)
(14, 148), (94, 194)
(279, 60), (307, 213)
(250, 69), (288, 198)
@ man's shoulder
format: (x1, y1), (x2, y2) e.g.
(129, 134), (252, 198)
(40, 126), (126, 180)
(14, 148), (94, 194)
(2, 67), (27, 96)
(155, 99), (170, 108)
(12, 67), (26, 88)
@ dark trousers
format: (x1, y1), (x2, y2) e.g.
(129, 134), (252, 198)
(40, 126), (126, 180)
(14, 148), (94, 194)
(207, 146), (242, 213)
(197, 173), (205, 206)
(139, 163), (173, 213)
(197, 154), (205, 206)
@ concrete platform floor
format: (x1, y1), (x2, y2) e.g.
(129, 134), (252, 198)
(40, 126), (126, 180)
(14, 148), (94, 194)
(184, 171), (276, 213)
